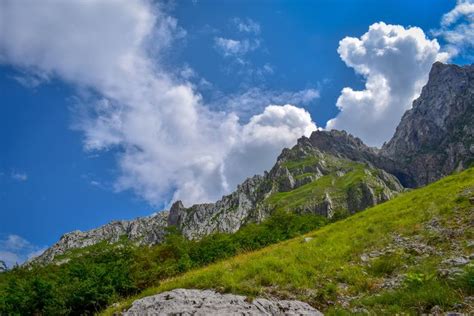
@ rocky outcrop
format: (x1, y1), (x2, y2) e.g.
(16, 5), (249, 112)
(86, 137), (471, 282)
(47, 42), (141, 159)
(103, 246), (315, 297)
(380, 62), (474, 187)
(168, 175), (270, 239)
(123, 289), (322, 316)
(32, 211), (169, 264)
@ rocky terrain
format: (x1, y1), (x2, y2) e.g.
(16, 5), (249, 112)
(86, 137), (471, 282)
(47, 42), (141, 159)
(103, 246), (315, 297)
(31, 62), (474, 264)
(123, 289), (322, 315)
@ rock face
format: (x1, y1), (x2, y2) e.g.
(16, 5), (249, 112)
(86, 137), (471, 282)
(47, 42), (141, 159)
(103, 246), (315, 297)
(167, 175), (270, 239)
(380, 62), (474, 187)
(123, 289), (323, 316)
(32, 211), (169, 264)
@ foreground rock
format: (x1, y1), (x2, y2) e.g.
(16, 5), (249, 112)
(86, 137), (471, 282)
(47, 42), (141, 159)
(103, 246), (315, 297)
(123, 289), (322, 316)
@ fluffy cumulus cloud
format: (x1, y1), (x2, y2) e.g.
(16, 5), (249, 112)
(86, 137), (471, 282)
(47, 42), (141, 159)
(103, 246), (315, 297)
(0, 0), (316, 206)
(434, 0), (474, 58)
(0, 235), (46, 268)
(326, 22), (448, 147)
(222, 105), (316, 191)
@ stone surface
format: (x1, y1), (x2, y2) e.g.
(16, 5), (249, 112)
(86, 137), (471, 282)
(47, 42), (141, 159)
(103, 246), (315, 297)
(123, 289), (322, 316)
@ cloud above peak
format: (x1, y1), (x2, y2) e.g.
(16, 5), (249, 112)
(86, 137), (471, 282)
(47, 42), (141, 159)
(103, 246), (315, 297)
(0, 0), (317, 206)
(327, 22), (448, 147)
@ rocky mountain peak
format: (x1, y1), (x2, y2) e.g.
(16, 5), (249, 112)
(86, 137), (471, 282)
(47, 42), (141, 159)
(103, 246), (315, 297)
(168, 200), (185, 226)
(381, 62), (474, 187)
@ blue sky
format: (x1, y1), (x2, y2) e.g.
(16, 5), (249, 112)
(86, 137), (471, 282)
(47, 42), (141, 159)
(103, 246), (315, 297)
(0, 0), (472, 266)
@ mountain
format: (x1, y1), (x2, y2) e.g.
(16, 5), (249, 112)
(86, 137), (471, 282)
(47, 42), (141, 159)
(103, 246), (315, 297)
(105, 166), (474, 315)
(380, 62), (474, 187)
(33, 135), (402, 263)
(31, 62), (474, 264)
(169, 134), (402, 240)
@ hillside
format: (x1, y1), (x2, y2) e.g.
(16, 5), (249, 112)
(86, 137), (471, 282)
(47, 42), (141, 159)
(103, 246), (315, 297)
(104, 167), (474, 315)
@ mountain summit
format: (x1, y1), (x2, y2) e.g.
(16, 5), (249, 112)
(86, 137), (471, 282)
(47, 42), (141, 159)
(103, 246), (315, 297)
(381, 62), (474, 187)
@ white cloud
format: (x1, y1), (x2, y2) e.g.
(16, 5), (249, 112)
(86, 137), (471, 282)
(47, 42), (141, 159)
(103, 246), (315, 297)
(11, 171), (28, 181)
(0, 0), (316, 206)
(326, 22), (448, 147)
(434, 0), (474, 58)
(222, 105), (316, 191)
(0, 235), (45, 268)
(214, 37), (260, 57)
(233, 18), (261, 34)
(0, 234), (30, 250)
(0, 251), (21, 269)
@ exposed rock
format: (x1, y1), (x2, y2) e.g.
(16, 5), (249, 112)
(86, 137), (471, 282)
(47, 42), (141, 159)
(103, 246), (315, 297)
(442, 256), (470, 267)
(169, 175), (270, 239)
(437, 267), (464, 279)
(381, 62), (474, 187)
(123, 289), (323, 316)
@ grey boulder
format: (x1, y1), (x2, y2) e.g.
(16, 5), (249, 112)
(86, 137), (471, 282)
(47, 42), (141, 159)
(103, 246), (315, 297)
(124, 289), (323, 316)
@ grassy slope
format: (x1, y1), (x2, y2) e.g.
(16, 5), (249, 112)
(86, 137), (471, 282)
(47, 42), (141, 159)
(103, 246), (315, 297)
(103, 168), (474, 315)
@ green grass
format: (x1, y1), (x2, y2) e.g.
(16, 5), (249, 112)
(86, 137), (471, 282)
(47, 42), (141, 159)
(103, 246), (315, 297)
(281, 156), (320, 170)
(102, 167), (474, 315)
